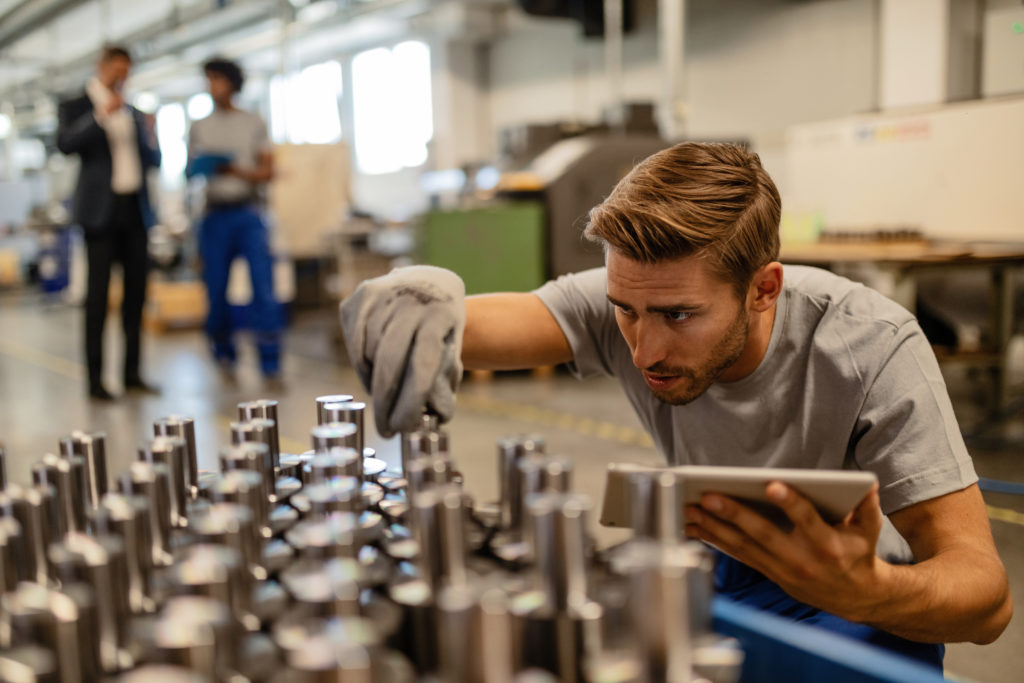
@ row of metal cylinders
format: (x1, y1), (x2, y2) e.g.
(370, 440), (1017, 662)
(0, 397), (740, 682)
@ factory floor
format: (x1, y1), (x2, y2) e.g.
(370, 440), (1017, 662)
(0, 293), (1022, 683)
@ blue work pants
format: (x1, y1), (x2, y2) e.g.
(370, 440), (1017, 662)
(198, 206), (281, 374)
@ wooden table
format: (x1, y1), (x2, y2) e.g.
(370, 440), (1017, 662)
(780, 240), (1024, 412)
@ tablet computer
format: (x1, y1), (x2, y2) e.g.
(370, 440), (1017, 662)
(600, 463), (878, 528)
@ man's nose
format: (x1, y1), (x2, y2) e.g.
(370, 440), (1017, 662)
(631, 320), (666, 370)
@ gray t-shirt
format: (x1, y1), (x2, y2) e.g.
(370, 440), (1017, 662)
(535, 265), (977, 560)
(188, 108), (270, 204)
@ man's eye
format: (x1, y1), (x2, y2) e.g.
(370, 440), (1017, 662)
(665, 311), (692, 322)
(616, 305), (636, 317)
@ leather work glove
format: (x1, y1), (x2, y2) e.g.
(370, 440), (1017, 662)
(340, 266), (466, 438)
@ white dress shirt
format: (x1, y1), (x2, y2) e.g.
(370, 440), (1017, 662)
(86, 77), (142, 194)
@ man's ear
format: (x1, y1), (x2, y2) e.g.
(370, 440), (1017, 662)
(748, 262), (783, 312)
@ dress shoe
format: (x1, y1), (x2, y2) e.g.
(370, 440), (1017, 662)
(125, 379), (161, 395)
(89, 385), (116, 401)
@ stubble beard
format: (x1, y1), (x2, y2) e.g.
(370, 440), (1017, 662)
(647, 307), (750, 406)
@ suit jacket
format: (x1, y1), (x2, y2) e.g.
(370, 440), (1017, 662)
(56, 91), (162, 233)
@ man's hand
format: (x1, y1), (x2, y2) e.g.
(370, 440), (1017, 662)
(684, 483), (886, 622)
(340, 266), (466, 438)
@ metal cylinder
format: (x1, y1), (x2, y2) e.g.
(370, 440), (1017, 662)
(438, 584), (517, 683)
(153, 416), (199, 500)
(238, 400), (281, 472)
(94, 493), (154, 615)
(410, 484), (467, 591)
(297, 478), (363, 521)
(33, 454), (87, 538)
(320, 401), (366, 457)
(58, 431), (108, 513)
(280, 557), (361, 619)
(206, 470), (271, 541)
(286, 636), (373, 681)
(631, 471), (683, 542)
(167, 545), (250, 627)
(231, 419), (278, 480)
(5, 581), (102, 683)
(401, 425), (449, 474)
(0, 645), (58, 682)
(305, 447), (362, 483)
(404, 456), (452, 508)
(498, 436), (545, 530)
(146, 595), (239, 681)
(0, 515), (22, 593)
(0, 441), (6, 491)
(525, 492), (591, 613)
(624, 541), (716, 683)
(61, 532), (131, 674)
(118, 462), (173, 567)
(311, 422), (359, 456)
(3, 483), (56, 585)
(139, 437), (189, 529)
(190, 503), (262, 580)
(221, 441), (274, 506)
(284, 514), (359, 561)
(315, 394), (354, 425)
(118, 664), (210, 682)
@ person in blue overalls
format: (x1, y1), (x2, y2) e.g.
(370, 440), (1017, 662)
(187, 57), (281, 379)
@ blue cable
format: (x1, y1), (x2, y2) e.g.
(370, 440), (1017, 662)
(978, 477), (1024, 496)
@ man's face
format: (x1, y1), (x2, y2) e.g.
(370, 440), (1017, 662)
(206, 73), (235, 104)
(97, 56), (131, 91)
(606, 249), (750, 405)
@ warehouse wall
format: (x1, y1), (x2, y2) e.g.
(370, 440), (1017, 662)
(487, 0), (879, 187)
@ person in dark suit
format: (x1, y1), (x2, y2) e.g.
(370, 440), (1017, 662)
(56, 45), (161, 401)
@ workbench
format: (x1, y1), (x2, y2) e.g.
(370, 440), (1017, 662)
(780, 239), (1024, 413)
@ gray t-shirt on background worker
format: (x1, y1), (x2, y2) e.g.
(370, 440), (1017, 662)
(534, 265), (977, 561)
(188, 108), (270, 205)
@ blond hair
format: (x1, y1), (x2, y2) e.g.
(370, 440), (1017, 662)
(584, 142), (781, 298)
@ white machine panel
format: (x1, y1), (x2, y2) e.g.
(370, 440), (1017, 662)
(983, 7), (1024, 98)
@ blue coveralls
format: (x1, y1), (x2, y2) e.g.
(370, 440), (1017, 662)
(714, 551), (945, 669)
(198, 205), (282, 375)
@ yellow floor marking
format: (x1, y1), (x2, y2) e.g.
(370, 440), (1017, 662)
(0, 338), (84, 381)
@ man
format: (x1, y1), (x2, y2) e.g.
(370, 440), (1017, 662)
(56, 45), (161, 400)
(187, 57), (281, 379)
(341, 142), (1012, 667)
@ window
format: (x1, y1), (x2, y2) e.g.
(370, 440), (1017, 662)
(156, 103), (187, 189)
(269, 60), (343, 145)
(352, 40), (432, 175)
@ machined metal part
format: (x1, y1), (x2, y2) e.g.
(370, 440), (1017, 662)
(2, 483), (58, 585)
(231, 420), (279, 483)
(58, 431), (108, 512)
(279, 557), (362, 618)
(311, 422), (360, 457)
(437, 583), (518, 683)
(239, 399), (282, 471)
(153, 416), (200, 500)
(93, 493), (155, 614)
(118, 461), (174, 567)
(118, 664), (210, 682)
(305, 447), (362, 483)
(142, 595), (239, 681)
(0, 645), (58, 682)
(4, 581), (102, 683)
(190, 502), (264, 580)
(285, 514), (360, 561)
(0, 515), (22, 592)
(206, 469), (271, 540)
(0, 441), (6, 491)
(59, 532), (133, 673)
(315, 394), (354, 425)
(167, 544), (254, 630)
(33, 453), (87, 538)
(630, 471), (684, 543)
(140, 437), (190, 530)
(292, 477), (363, 520)
(410, 484), (469, 592)
(319, 400), (366, 457)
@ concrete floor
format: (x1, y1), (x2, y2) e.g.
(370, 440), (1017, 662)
(0, 294), (1021, 682)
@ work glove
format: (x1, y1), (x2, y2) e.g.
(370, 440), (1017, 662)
(339, 266), (466, 438)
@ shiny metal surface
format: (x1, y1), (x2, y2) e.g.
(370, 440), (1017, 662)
(58, 432), (107, 513)
(153, 416), (199, 501)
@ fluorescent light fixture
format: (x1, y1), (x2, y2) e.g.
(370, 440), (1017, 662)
(0, 114), (11, 139)
(134, 92), (160, 114)
(187, 93), (214, 120)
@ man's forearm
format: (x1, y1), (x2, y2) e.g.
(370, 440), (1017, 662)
(858, 550), (1011, 644)
(462, 293), (572, 370)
